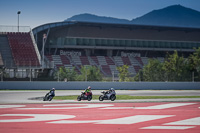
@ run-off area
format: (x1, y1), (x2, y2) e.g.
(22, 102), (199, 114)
(0, 102), (200, 133)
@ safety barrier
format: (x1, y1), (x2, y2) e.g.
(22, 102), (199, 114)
(0, 81), (199, 90)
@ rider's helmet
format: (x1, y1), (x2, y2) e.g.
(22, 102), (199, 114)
(52, 88), (55, 91)
(110, 88), (114, 91)
(88, 86), (91, 90)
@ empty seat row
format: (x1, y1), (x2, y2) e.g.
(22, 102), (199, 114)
(7, 32), (40, 67)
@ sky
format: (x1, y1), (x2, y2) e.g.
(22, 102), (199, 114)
(0, 0), (200, 29)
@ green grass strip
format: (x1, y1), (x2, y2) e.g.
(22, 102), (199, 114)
(54, 95), (200, 100)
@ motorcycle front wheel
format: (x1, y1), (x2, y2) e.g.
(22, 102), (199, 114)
(87, 96), (92, 101)
(48, 96), (53, 101)
(110, 95), (116, 101)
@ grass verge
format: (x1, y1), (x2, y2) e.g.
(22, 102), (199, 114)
(54, 95), (200, 100)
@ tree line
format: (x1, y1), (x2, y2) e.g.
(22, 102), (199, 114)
(133, 48), (200, 82)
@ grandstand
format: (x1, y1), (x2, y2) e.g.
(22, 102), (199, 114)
(0, 26), (41, 78)
(7, 32), (40, 67)
(32, 21), (200, 77)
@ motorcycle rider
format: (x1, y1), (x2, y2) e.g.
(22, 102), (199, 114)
(84, 86), (92, 96)
(77, 86), (93, 101)
(43, 88), (55, 101)
(50, 88), (55, 97)
(107, 88), (115, 93)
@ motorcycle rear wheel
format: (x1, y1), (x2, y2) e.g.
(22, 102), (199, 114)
(43, 94), (48, 101)
(77, 96), (81, 101)
(99, 95), (104, 101)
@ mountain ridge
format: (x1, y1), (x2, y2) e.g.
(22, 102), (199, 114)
(65, 5), (200, 28)
(65, 13), (131, 24)
(131, 5), (200, 28)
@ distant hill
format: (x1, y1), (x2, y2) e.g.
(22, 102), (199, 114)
(65, 5), (200, 28)
(131, 5), (200, 28)
(65, 13), (131, 24)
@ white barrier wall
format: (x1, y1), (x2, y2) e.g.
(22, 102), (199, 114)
(0, 81), (200, 90)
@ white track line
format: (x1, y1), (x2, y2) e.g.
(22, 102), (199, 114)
(135, 103), (196, 109)
(141, 126), (195, 130)
(0, 105), (25, 108)
(165, 117), (200, 125)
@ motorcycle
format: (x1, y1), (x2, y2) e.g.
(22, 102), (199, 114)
(43, 92), (54, 101)
(77, 92), (92, 101)
(99, 90), (116, 101)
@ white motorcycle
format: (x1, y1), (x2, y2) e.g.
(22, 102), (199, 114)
(99, 89), (116, 101)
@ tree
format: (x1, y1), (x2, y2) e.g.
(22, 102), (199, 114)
(0, 67), (7, 81)
(87, 66), (102, 81)
(78, 66), (102, 81)
(188, 48), (200, 81)
(133, 49), (200, 82)
(163, 51), (188, 81)
(117, 65), (130, 82)
(54, 66), (77, 81)
(65, 67), (78, 81)
(142, 59), (165, 81)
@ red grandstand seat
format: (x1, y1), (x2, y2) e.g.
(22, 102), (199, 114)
(60, 55), (71, 65)
(80, 56), (90, 65)
(101, 65), (112, 75)
(7, 32), (40, 67)
(134, 65), (142, 73)
(90, 56), (99, 65)
(135, 57), (144, 66)
(122, 57), (132, 65)
(105, 56), (115, 65)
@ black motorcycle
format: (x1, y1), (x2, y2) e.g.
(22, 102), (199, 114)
(77, 92), (92, 101)
(43, 92), (54, 101)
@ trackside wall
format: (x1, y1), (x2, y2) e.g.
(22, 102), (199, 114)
(0, 82), (200, 90)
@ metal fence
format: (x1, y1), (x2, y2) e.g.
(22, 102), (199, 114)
(0, 25), (31, 33)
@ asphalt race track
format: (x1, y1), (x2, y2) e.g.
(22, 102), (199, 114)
(0, 102), (200, 133)
(0, 90), (200, 133)
(0, 90), (200, 103)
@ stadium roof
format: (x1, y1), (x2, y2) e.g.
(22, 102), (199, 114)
(32, 21), (200, 35)
(33, 21), (200, 53)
